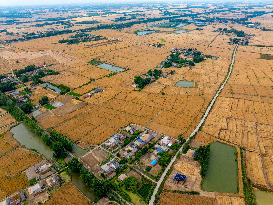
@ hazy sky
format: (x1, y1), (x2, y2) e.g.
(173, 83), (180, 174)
(1, 0), (168, 6)
(0, 0), (268, 6)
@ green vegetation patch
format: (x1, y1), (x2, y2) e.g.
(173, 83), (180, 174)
(241, 148), (256, 205)
(88, 58), (103, 66)
(134, 69), (162, 89)
(59, 32), (105, 44)
(217, 28), (247, 37)
(260, 53), (273, 60)
(194, 144), (210, 177)
(161, 48), (208, 68)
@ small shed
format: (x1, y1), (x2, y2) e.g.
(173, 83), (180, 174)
(150, 159), (158, 166)
(173, 173), (187, 183)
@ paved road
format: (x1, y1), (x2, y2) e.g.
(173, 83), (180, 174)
(149, 45), (239, 205)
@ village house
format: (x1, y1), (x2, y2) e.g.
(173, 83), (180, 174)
(101, 160), (120, 175)
(124, 125), (137, 135)
(27, 183), (43, 196)
(104, 133), (126, 149)
(0, 191), (27, 205)
(25, 160), (55, 181)
(45, 174), (60, 188)
(83, 87), (103, 99)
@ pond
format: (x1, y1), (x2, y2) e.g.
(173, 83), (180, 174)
(202, 142), (238, 193)
(136, 30), (156, 36)
(255, 190), (273, 205)
(41, 82), (61, 94)
(176, 80), (195, 88)
(98, 63), (124, 72)
(175, 29), (189, 34)
(10, 123), (53, 160)
(176, 23), (187, 28)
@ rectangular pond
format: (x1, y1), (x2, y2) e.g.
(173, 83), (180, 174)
(41, 82), (61, 94)
(98, 63), (124, 72)
(176, 80), (195, 88)
(136, 30), (156, 36)
(202, 142), (238, 193)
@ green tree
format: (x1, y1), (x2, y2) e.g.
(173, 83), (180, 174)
(20, 102), (33, 114)
(0, 82), (16, 92)
(123, 176), (139, 192)
(68, 158), (82, 173)
(52, 142), (67, 159)
(20, 75), (29, 83)
(194, 145), (210, 177)
(178, 134), (186, 144)
(158, 152), (172, 167)
(39, 96), (49, 105)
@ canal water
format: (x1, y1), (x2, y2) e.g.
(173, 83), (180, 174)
(71, 173), (96, 201)
(255, 190), (273, 205)
(10, 123), (53, 159)
(202, 142), (238, 193)
(176, 80), (195, 88)
(10, 123), (95, 201)
(98, 63), (124, 72)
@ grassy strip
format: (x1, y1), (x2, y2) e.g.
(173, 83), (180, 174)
(68, 91), (81, 98)
(240, 148), (256, 205)
(43, 104), (55, 110)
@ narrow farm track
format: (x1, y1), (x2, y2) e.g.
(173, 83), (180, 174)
(149, 45), (239, 205)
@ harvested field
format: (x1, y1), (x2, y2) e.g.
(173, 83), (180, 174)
(159, 192), (215, 205)
(200, 42), (273, 189)
(245, 151), (268, 188)
(0, 132), (18, 156)
(0, 113), (42, 199)
(1, 7), (273, 204)
(215, 195), (245, 205)
(30, 86), (58, 104)
(0, 109), (17, 135)
(0, 147), (41, 200)
(2, 23), (234, 147)
(45, 183), (91, 205)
